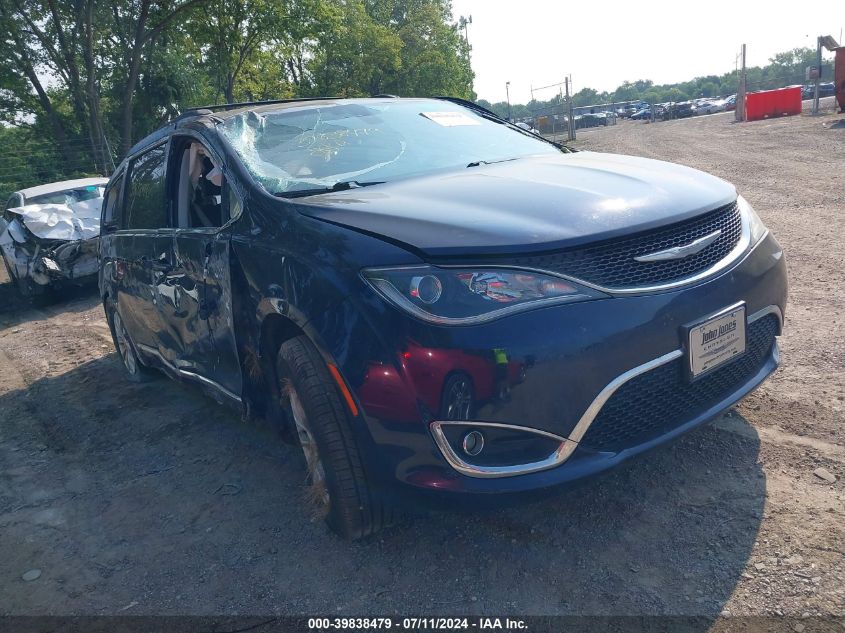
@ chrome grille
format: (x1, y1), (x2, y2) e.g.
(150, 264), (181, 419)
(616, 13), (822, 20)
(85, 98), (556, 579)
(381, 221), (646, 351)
(579, 314), (778, 453)
(510, 201), (742, 289)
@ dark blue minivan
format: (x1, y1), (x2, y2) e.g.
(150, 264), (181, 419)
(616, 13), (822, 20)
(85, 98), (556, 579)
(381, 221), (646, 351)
(99, 97), (787, 538)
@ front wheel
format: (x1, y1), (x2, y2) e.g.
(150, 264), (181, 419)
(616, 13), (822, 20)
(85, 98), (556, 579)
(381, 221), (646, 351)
(276, 335), (394, 539)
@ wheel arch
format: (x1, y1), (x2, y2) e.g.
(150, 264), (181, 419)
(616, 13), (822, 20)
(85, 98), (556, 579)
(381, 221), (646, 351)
(250, 308), (362, 426)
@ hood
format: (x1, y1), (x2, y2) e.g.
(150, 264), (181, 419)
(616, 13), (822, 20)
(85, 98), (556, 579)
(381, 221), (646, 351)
(296, 151), (737, 257)
(7, 199), (102, 242)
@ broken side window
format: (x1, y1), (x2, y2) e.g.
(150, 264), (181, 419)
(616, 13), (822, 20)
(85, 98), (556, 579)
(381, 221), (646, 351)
(102, 173), (126, 231)
(124, 144), (168, 230)
(174, 141), (225, 229)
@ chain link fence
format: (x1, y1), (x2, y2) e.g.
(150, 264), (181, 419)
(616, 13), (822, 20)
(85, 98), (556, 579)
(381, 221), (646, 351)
(0, 133), (115, 203)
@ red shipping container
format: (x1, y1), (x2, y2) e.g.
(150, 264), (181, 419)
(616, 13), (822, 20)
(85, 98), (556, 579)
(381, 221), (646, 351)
(745, 87), (802, 121)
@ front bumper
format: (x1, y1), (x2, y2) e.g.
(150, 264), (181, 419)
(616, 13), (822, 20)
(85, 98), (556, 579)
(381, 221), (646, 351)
(337, 232), (787, 495)
(0, 225), (98, 294)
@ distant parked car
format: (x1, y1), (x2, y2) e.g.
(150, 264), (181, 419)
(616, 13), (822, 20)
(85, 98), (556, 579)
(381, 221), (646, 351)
(724, 95), (737, 111)
(577, 113), (607, 128)
(670, 102), (696, 119)
(696, 100), (726, 115)
(1, 177), (108, 297)
(799, 84), (835, 99)
(617, 104), (640, 118)
(515, 121), (541, 135)
(630, 108), (651, 120)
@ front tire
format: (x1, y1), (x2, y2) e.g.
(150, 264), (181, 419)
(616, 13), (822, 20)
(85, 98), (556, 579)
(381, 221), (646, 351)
(276, 335), (392, 539)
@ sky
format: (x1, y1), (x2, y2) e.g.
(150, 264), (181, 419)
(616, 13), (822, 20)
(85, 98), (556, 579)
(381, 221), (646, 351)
(451, 0), (843, 104)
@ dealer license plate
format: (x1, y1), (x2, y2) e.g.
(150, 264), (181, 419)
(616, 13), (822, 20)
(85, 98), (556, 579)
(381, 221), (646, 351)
(688, 304), (746, 379)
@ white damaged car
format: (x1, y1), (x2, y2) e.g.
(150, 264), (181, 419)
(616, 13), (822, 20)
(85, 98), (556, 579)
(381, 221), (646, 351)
(1, 177), (108, 298)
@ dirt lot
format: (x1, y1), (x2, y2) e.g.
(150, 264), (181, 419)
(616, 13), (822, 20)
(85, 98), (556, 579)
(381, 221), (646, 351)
(1, 105), (843, 618)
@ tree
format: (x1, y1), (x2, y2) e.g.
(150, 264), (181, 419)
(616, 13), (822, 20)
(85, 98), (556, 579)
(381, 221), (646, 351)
(107, 0), (207, 153)
(184, 0), (288, 103)
(0, 0), (475, 199)
(364, 0), (473, 98)
(1, 0), (109, 169)
(572, 87), (601, 107)
(306, 0), (402, 97)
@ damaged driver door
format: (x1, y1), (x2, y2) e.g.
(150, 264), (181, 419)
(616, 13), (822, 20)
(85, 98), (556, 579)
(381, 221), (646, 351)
(165, 227), (242, 402)
(160, 136), (242, 403)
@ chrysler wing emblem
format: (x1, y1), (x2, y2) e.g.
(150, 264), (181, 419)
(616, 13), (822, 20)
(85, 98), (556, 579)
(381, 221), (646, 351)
(633, 229), (722, 263)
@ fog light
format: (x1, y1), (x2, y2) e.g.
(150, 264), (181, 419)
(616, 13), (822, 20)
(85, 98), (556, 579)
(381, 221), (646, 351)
(409, 275), (442, 304)
(462, 430), (484, 457)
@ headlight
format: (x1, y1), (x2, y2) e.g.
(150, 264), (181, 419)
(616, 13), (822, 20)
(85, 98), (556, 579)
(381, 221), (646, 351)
(738, 195), (768, 245)
(362, 266), (607, 325)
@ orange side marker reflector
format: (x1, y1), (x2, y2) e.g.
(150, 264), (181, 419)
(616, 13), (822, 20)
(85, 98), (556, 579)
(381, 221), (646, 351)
(327, 363), (359, 417)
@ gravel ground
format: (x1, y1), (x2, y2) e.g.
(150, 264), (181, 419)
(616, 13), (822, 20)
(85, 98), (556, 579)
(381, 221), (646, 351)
(0, 103), (843, 618)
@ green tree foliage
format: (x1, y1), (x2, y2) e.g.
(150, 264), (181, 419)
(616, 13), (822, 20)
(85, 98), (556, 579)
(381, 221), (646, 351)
(306, 0), (403, 97)
(572, 87), (605, 107)
(0, 0), (474, 200)
(362, 0), (473, 97)
(184, 0), (290, 103)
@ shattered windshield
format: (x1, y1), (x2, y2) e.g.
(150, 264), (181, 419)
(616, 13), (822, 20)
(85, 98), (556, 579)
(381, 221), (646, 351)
(28, 186), (104, 205)
(218, 100), (560, 197)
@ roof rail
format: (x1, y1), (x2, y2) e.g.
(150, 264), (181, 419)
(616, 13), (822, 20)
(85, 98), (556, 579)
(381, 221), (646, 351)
(170, 108), (213, 123)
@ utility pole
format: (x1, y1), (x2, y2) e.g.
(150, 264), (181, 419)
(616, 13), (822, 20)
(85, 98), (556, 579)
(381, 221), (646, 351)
(529, 85), (537, 132)
(505, 81), (512, 121)
(812, 36), (822, 115)
(565, 76), (576, 141)
(735, 44), (747, 122)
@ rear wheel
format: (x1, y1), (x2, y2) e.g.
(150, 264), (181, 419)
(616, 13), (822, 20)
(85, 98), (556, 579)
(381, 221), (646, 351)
(106, 304), (155, 382)
(276, 335), (393, 539)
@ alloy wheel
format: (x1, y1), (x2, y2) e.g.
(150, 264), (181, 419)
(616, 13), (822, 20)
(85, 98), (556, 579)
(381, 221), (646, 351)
(112, 312), (137, 376)
(287, 383), (330, 508)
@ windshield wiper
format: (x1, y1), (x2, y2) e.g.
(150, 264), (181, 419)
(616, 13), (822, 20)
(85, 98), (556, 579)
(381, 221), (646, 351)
(276, 180), (385, 199)
(466, 157), (520, 168)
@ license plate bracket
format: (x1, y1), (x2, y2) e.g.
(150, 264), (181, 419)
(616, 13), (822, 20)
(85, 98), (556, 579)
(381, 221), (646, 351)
(683, 302), (747, 381)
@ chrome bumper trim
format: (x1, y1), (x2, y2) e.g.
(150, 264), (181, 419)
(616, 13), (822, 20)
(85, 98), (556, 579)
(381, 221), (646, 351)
(569, 303), (780, 446)
(747, 305), (783, 333)
(566, 349), (684, 444)
(431, 304), (782, 478)
(429, 421), (577, 479)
